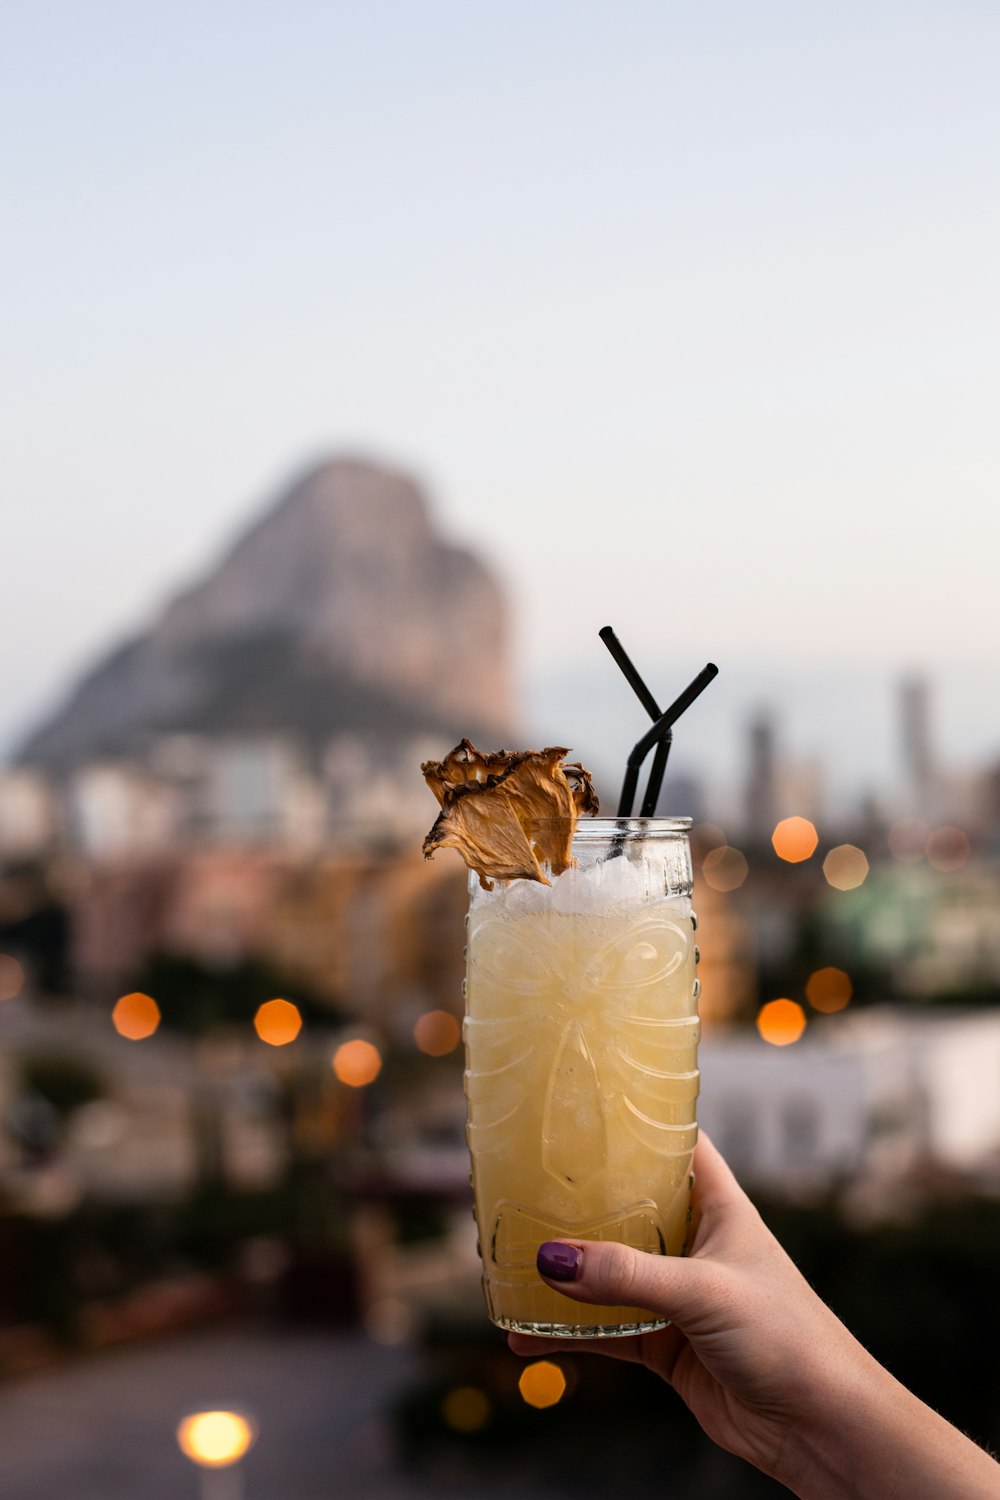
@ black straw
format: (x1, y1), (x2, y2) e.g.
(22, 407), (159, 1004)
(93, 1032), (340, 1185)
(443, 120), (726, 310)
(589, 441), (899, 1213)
(600, 627), (719, 818)
(615, 660), (719, 816)
(600, 626), (669, 815)
(627, 663), (719, 768)
(640, 735), (671, 817)
(598, 626), (662, 720)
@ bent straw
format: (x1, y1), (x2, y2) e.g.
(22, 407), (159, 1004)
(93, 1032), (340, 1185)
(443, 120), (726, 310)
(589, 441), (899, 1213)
(640, 736), (671, 818)
(617, 662), (719, 816)
(600, 627), (714, 817)
(598, 626), (661, 720)
(599, 626), (669, 816)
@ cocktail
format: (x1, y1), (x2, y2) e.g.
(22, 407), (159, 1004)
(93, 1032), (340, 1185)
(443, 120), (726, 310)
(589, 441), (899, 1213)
(421, 632), (716, 1337)
(464, 818), (699, 1336)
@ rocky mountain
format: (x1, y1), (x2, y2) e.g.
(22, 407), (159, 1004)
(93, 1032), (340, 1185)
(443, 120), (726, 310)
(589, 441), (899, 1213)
(19, 458), (515, 773)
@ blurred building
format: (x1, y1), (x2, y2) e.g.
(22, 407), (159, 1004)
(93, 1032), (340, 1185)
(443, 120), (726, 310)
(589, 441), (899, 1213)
(742, 712), (824, 843)
(0, 769), (60, 857)
(744, 711), (778, 843)
(700, 1007), (1000, 1202)
(899, 676), (936, 816)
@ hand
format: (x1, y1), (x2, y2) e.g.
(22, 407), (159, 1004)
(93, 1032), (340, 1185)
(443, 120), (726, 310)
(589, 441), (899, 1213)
(509, 1134), (1000, 1499)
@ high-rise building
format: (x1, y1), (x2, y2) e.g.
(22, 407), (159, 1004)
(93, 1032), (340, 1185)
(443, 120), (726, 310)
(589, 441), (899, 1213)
(899, 677), (935, 814)
(744, 711), (777, 843)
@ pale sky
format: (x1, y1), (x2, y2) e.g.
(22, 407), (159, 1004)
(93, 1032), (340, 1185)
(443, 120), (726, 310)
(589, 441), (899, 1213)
(3, 1), (999, 800)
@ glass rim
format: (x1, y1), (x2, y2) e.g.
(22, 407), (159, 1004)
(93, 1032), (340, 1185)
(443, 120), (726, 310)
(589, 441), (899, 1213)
(530, 815), (693, 837)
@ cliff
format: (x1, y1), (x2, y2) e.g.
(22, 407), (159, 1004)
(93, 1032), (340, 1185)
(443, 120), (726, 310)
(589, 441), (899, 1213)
(19, 458), (514, 773)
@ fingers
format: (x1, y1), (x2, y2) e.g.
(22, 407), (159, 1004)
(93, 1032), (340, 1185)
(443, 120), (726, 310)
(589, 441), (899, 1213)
(535, 1237), (723, 1331)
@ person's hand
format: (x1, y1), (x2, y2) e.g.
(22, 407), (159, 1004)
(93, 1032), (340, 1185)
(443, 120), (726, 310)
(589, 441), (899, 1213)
(509, 1133), (1000, 1499)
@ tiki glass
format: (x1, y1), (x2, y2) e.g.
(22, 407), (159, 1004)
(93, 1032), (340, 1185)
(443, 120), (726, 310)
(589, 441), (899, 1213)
(463, 818), (699, 1337)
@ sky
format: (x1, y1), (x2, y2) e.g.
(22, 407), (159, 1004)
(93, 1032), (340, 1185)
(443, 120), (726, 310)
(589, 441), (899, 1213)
(3, 1), (999, 806)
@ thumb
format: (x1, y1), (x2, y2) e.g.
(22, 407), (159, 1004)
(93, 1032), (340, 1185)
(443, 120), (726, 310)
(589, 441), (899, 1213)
(536, 1239), (722, 1331)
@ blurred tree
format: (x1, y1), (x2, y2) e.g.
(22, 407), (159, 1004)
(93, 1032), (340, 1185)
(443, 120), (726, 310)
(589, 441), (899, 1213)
(128, 952), (344, 1035)
(0, 861), (71, 994)
(19, 1054), (105, 1118)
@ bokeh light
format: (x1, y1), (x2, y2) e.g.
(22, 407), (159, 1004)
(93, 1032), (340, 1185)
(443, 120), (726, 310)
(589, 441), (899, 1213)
(413, 1009), (461, 1056)
(518, 1360), (567, 1409)
(253, 997), (302, 1046)
(691, 822), (727, 860)
(756, 999), (807, 1046)
(700, 845), (749, 892)
(332, 1038), (383, 1087)
(771, 816), (819, 863)
(111, 991), (161, 1040)
(925, 825), (971, 872)
(805, 966), (853, 1013)
(822, 845), (869, 891)
(888, 816), (930, 861)
(176, 1410), (255, 1469)
(441, 1385), (492, 1432)
(0, 954), (25, 1002)
(365, 1297), (413, 1346)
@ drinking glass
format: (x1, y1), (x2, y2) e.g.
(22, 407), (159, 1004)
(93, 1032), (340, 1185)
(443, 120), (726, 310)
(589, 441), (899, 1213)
(464, 817), (699, 1336)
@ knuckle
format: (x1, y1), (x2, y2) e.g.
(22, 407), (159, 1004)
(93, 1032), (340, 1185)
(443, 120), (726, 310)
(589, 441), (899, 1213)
(593, 1244), (642, 1304)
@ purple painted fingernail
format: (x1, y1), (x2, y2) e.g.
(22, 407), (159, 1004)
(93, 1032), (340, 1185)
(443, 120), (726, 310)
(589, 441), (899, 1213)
(537, 1241), (583, 1282)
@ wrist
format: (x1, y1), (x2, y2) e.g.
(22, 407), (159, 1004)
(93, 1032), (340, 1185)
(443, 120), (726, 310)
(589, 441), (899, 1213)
(776, 1343), (999, 1500)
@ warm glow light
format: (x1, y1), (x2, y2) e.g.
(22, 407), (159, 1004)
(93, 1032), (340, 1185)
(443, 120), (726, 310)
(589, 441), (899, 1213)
(805, 967), (853, 1014)
(441, 1385), (492, 1432)
(176, 1410), (255, 1468)
(0, 954), (25, 1002)
(822, 845), (869, 891)
(888, 817), (930, 862)
(692, 822), (727, 860)
(771, 816), (819, 863)
(365, 1298), (413, 1346)
(413, 1009), (461, 1056)
(112, 991), (161, 1040)
(925, 826), (971, 872)
(253, 998), (302, 1046)
(332, 1038), (383, 1087)
(700, 845), (749, 892)
(756, 999), (807, 1046)
(518, 1360), (567, 1409)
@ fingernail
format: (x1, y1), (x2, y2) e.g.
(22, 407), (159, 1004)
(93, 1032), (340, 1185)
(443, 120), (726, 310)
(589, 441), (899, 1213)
(537, 1241), (583, 1282)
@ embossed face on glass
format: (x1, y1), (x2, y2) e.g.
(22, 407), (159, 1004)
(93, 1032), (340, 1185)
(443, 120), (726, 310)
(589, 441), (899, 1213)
(469, 907), (694, 1015)
(465, 900), (699, 1211)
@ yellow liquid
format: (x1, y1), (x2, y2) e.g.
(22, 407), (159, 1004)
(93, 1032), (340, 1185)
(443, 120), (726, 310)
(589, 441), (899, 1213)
(465, 893), (699, 1336)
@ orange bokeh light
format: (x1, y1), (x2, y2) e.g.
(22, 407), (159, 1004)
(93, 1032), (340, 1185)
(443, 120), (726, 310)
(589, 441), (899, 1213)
(925, 826), (970, 872)
(700, 845), (749, 892)
(112, 991), (161, 1040)
(771, 816), (819, 863)
(518, 1360), (567, 1409)
(756, 998), (807, 1046)
(254, 998), (302, 1046)
(413, 1009), (461, 1057)
(441, 1385), (491, 1432)
(822, 845), (869, 891)
(805, 967), (853, 1013)
(0, 953), (25, 1002)
(332, 1038), (383, 1087)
